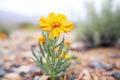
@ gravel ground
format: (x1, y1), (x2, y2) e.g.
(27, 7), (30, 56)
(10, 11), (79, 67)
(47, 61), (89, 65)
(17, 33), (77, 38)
(0, 30), (120, 80)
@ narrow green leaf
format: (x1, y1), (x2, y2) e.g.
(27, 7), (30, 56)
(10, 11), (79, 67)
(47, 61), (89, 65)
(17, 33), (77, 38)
(55, 37), (64, 48)
(64, 47), (71, 55)
(31, 48), (40, 62)
(55, 38), (64, 58)
(39, 43), (45, 58)
(55, 72), (64, 77)
(56, 64), (70, 74)
(42, 32), (47, 41)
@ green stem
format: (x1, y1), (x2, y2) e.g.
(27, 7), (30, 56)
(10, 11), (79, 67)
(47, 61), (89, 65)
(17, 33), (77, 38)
(50, 71), (55, 80)
(50, 38), (56, 80)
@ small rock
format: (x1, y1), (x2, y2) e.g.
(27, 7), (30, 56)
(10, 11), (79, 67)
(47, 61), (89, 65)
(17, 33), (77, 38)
(0, 69), (6, 78)
(24, 73), (33, 80)
(102, 72), (112, 76)
(88, 58), (105, 69)
(104, 66), (113, 71)
(17, 65), (30, 73)
(71, 42), (87, 51)
(113, 62), (120, 69)
(32, 70), (43, 77)
(78, 69), (92, 80)
(19, 72), (26, 77)
(3, 57), (11, 62)
(0, 61), (4, 67)
(11, 64), (21, 68)
(31, 44), (37, 48)
(68, 77), (75, 80)
(6, 68), (15, 73)
(34, 76), (40, 80)
(4, 62), (12, 70)
(107, 53), (120, 59)
(33, 71), (40, 77)
(40, 75), (49, 80)
(30, 65), (37, 73)
(112, 72), (120, 80)
(92, 76), (99, 80)
(4, 73), (21, 80)
(38, 70), (44, 76)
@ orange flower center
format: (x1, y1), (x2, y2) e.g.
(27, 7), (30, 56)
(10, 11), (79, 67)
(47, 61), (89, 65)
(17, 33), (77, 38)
(52, 21), (61, 28)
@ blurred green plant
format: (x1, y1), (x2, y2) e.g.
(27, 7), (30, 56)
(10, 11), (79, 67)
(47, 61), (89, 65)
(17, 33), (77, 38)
(0, 25), (11, 36)
(19, 22), (39, 31)
(75, 0), (120, 47)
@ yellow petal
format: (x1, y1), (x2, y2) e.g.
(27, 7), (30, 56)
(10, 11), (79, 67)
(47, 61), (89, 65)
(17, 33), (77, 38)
(42, 26), (52, 31)
(48, 12), (56, 20)
(0, 33), (6, 39)
(40, 17), (49, 23)
(56, 27), (64, 33)
(59, 52), (64, 58)
(59, 26), (71, 33)
(62, 22), (73, 28)
(57, 14), (67, 23)
(49, 28), (60, 39)
(60, 22), (73, 32)
(38, 36), (44, 43)
(39, 17), (52, 31)
(65, 40), (71, 46)
(39, 21), (50, 28)
(65, 53), (70, 60)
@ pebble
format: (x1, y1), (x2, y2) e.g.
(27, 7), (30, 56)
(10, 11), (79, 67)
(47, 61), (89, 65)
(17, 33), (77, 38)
(34, 75), (40, 80)
(30, 65), (37, 73)
(0, 69), (6, 78)
(88, 59), (105, 69)
(78, 69), (92, 80)
(0, 61), (4, 67)
(112, 72), (120, 79)
(19, 72), (26, 77)
(4, 73), (21, 80)
(107, 52), (120, 59)
(11, 64), (21, 68)
(112, 62), (120, 69)
(40, 75), (49, 80)
(71, 42), (87, 51)
(4, 62), (12, 70)
(24, 73), (33, 80)
(17, 65), (30, 73)
(68, 77), (75, 80)
(32, 70), (44, 77)
(38, 70), (44, 76)
(5, 67), (15, 73)
(104, 66), (113, 71)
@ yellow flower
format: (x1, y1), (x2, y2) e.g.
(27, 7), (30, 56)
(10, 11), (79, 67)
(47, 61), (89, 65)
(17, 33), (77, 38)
(59, 53), (71, 60)
(0, 33), (6, 39)
(55, 47), (59, 52)
(39, 12), (73, 39)
(38, 36), (44, 43)
(65, 40), (71, 46)
(64, 53), (71, 60)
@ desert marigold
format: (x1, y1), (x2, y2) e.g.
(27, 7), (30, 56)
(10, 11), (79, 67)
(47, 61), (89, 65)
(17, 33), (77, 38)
(0, 33), (6, 39)
(39, 12), (73, 39)
(38, 36), (44, 43)
(65, 40), (71, 46)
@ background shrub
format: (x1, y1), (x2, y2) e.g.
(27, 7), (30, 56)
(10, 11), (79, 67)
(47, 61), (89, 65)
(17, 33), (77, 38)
(75, 0), (120, 47)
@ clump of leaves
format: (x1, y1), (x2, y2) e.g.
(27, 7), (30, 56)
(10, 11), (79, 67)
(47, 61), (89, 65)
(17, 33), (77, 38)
(32, 32), (72, 80)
